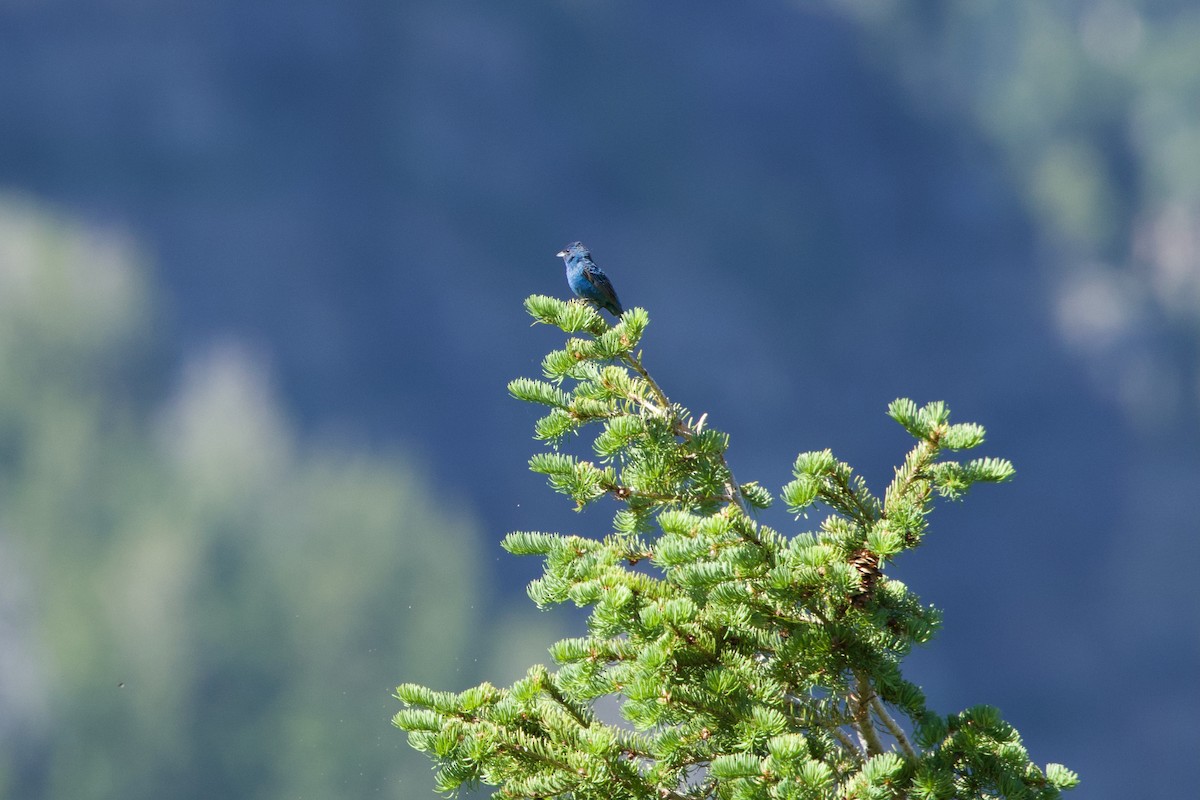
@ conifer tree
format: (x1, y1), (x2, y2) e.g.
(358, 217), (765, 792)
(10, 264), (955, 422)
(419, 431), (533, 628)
(394, 297), (1077, 799)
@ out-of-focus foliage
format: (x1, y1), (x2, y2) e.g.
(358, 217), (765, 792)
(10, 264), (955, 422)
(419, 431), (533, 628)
(832, 0), (1200, 437)
(0, 197), (489, 799)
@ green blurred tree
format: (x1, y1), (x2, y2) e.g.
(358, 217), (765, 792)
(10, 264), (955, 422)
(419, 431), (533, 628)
(395, 298), (1077, 799)
(834, 0), (1200, 435)
(0, 197), (499, 799)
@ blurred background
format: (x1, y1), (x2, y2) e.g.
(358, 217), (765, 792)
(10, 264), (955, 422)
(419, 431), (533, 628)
(0, 1), (1196, 797)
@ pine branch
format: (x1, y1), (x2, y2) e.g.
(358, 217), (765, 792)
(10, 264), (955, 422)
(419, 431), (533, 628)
(394, 296), (1075, 800)
(604, 483), (734, 507)
(870, 696), (917, 761)
(829, 725), (865, 761)
(620, 350), (751, 516)
(851, 670), (886, 757)
(621, 351), (673, 417)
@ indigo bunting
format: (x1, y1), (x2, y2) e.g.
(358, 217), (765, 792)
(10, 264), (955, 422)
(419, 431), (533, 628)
(556, 242), (624, 318)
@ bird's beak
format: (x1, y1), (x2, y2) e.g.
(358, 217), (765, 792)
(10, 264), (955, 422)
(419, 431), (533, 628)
(555, 249), (568, 258)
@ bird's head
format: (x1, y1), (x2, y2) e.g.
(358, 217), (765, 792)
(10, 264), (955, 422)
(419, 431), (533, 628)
(556, 242), (588, 260)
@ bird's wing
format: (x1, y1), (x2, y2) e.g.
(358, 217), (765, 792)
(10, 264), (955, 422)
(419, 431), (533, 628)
(582, 264), (616, 295)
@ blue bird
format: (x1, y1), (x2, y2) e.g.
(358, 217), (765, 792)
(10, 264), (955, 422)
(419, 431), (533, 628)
(556, 242), (624, 318)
